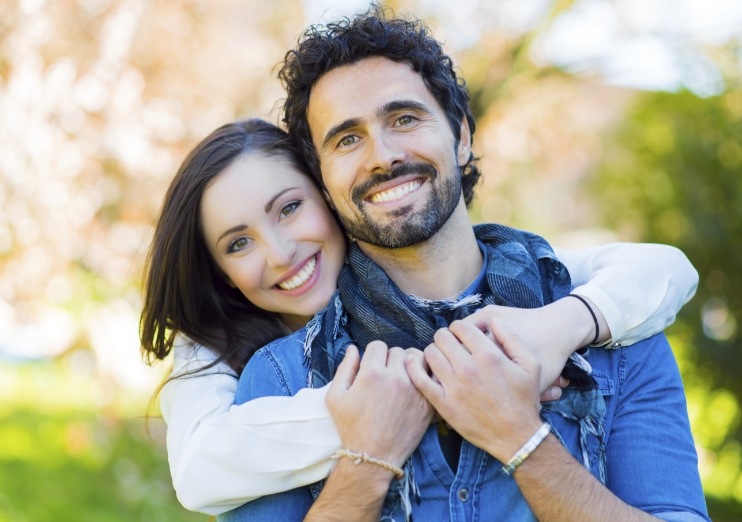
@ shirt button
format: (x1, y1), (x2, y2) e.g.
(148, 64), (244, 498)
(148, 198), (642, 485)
(458, 488), (469, 502)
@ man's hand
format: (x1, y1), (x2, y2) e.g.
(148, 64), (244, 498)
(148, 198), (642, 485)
(460, 299), (607, 395)
(327, 342), (433, 469)
(405, 319), (543, 462)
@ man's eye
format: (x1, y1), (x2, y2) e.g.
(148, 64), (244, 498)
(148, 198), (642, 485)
(339, 135), (357, 148)
(227, 237), (251, 254)
(396, 115), (416, 126)
(280, 200), (302, 219)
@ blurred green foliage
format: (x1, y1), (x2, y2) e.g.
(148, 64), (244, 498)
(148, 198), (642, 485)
(0, 364), (205, 522)
(594, 87), (742, 518)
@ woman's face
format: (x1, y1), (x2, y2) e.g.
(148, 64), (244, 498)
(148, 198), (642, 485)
(200, 152), (346, 330)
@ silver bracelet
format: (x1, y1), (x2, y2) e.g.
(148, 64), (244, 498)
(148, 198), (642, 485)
(501, 422), (551, 475)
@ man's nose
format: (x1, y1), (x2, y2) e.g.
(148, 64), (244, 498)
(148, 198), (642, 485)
(363, 129), (405, 174)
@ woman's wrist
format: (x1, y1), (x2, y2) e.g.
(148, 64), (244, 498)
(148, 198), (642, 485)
(558, 295), (609, 348)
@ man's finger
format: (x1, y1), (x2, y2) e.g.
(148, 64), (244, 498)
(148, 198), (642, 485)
(448, 320), (507, 361)
(459, 307), (489, 332)
(540, 385), (562, 402)
(359, 340), (389, 368)
(430, 327), (474, 370)
(405, 350), (445, 406)
(386, 346), (407, 369)
(329, 344), (360, 395)
(422, 342), (456, 383)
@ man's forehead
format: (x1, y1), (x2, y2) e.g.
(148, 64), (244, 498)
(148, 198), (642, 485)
(307, 57), (434, 136)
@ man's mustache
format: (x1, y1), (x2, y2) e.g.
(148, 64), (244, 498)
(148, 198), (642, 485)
(352, 162), (437, 206)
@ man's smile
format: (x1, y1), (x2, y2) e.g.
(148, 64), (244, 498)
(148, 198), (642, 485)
(368, 179), (423, 203)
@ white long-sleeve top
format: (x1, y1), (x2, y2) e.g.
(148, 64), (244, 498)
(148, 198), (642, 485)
(159, 242), (699, 515)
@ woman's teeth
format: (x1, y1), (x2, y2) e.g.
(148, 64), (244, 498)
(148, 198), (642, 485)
(278, 256), (317, 291)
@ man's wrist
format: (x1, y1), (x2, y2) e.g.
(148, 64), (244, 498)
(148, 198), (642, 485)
(331, 454), (397, 495)
(485, 416), (545, 464)
(502, 422), (551, 475)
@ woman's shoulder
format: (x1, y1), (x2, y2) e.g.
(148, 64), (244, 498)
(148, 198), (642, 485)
(172, 334), (237, 378)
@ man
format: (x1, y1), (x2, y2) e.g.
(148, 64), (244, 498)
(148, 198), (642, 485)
(221, 6), (708, 521)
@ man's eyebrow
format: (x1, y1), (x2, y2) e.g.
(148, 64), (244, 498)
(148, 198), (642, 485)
(321, 118), (363, 151)
(378, 99), (429, 117)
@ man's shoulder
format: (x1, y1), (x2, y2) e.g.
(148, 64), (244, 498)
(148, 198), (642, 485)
(586, 332), (680, 396)
(253, 328), (310, 375)
(474, 223), (560, 262)
(258, 327), (307, 354)
(238, 328), (310, 400)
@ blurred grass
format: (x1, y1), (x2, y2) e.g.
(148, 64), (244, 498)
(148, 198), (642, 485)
(0, 361), (205, 522)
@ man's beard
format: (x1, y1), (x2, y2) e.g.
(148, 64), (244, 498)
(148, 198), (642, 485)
(338, 162), (462, 249)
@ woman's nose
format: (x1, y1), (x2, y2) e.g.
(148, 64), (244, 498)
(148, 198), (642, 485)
(264, 234), (297, 268)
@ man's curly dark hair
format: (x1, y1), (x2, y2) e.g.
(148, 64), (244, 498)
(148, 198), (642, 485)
(279, 3), (481, 206)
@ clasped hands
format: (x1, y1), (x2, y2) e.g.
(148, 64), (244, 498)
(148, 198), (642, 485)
(326, 305), (570, 469)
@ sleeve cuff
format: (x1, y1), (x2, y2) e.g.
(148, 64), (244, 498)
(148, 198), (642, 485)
(571, 285), (626, 347)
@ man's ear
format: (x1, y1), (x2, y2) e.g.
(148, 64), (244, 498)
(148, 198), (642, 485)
(456, 117), (472, 165)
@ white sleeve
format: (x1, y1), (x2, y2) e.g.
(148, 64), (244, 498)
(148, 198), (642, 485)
(554, 243), (698, 347)
(160, 338), (340, 515)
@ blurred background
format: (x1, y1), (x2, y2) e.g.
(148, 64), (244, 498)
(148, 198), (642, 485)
(0, 0), (740, 520)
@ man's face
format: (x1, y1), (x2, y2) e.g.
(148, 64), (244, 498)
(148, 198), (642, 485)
(306, 57), (471, 249)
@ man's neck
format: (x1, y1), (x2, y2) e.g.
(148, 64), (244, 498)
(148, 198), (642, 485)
(357, 204), (483, 300)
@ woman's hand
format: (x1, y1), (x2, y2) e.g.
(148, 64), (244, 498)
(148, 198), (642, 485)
(460, 298), (606, 396)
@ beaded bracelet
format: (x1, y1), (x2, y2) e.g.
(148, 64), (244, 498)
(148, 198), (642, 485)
(332, 448), (405, 481)
(501, 422), (551, 475)
(568, 294), (600, 346)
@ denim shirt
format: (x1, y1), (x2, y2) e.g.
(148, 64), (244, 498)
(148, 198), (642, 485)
(220, 330), (709, 522)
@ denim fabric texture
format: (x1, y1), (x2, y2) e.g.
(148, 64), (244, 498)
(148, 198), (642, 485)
(302, 224), (603, 519)
(219, 225), (709, 522)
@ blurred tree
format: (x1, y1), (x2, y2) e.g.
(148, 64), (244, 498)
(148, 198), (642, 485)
(593, 86), (742, 517)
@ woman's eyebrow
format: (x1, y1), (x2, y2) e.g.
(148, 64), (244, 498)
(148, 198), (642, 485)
(217, 224), (247, 245)
(264, 187), (298, 213)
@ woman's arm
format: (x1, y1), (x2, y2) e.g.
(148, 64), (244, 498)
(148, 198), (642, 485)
(162, 242), (697, 514)
(160, 338), (338, 515)
(556, 242), (698, 347)
(464, 242), (698, 392)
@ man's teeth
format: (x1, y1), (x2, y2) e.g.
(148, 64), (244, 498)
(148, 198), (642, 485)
(369, 180), (421, 203)
(278, 256), (317, 291)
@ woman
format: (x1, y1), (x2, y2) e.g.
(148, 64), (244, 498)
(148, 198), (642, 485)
(140, 118), (698, 515)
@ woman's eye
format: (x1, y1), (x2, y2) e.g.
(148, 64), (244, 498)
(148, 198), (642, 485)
(279, 200), (302, 219)
(227, 237), (251, 254)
